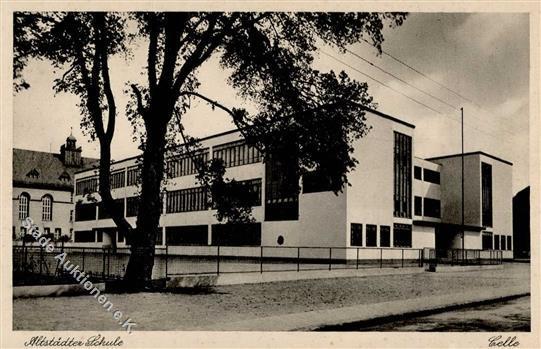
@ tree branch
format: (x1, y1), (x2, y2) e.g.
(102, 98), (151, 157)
(147, 13), (158, 94)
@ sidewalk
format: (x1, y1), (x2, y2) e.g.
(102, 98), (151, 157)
(12, 263), (529, 331)
(205, 286), (528, 331)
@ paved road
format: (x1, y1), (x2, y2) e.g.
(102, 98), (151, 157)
(354, 296), (530, 332)
(13, 263), (529, 331)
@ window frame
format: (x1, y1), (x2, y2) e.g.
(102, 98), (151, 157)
(41, 194), (53, 221)
(18, 192), (30, 220)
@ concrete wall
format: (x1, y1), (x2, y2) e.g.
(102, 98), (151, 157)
(346, 111), (415, 247)
(412, 225), (435, 248)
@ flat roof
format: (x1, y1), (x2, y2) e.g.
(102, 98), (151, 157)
(75, 107), (415, 176)
(427, 151), (513, 166)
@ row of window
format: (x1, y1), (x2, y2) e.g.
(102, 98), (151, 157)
(482, 232), (512, 251)
(73, 228), (143, 244)
(17, 193), (53, 221)
(414, 196), (441, 218)
(18, 226), (65, 240)
(212, 140), (262, 168)
(414, 166), (441, 184)
(350, 223), (412, 248)
(75, 141), (263, 194)
(75, 178), (262, 221)
(167, 149), (209, 178)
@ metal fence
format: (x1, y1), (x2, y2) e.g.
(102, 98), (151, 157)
(13, 245), (139, 285)
(424, 248), (503, 266)
(163, 245), (424, 276)
(13, 245), (423, 284)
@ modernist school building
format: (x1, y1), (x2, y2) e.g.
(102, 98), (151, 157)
(71, 108), (514, 259)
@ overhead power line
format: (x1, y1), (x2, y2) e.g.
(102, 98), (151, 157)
(321, 50), (514, 145)
(320, 50), (444, 116)
(360, 38), (483, 109)
(345, 48), (460, 111)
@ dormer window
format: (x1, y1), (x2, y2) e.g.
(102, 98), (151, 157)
(59, 171), (71, 182)
(26, 168), (40, 179)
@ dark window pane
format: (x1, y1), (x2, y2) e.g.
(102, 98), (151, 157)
(507, 236), (512, 251)
(366, 224), (377, 247)
(380, 225), (391, 247)
(393, 223), (412, 248)
(166, 225), (208, 246)
(423, 198), (441, 218)
(74, 230), (95, 243)
(423, 169), (440, 184)
(414, 196), (422, 216)
(414, 166), (422, 180)
(482, 231), (493, 250)
(350, 223), (363, 246)
(211, 223), (261, 246)
(482, 162), (493, 227)
(494, 234), (500, 250)
(75, 203), (96, 221)
(303, 171), (333, 193)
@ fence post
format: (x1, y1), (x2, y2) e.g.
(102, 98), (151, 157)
(165, 243), (168, 278)
(297, 247), (300, 272)
(329, 248), (332, 271)
(102, 248), (106, 279)
(260, 246), (263, 273)
(39, 245), (43, 275)
(216, 245), (220, 275)
(356, 248), (359, 270)
(401, 249), (404, 268)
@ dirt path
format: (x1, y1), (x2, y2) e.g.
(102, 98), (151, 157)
(13, 263), (529, 331)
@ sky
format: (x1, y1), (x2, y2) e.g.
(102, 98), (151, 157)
(13, 13), (530, 194)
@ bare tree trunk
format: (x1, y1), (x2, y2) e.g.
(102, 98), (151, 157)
(124, 117), (168, 287)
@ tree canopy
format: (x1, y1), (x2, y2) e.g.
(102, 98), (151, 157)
(14, 11), (407, 286)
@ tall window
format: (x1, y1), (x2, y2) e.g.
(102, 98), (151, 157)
(167, 149), (209, 178)
(494, 234), (500, 250)
(350, 223), (363, 246)
(414, 166), (422, 180)
(264, 156), (299, 221)
(380, 225), (391, 247)
(212, 141), (262, 168)
(414, 196), (422, 216)
(507, 236), (512, 251)
(393, 132), (412, 218)
(110, 170), (125, 189)
(54, 228), (61, 240)
(482, 162), (493, 227)
(18, 192), (30, 220)
(482, 231), (493, 250)
(126, 166), (140, 186)
(42, 195), (53, 221)
(366, 224), (377, 247)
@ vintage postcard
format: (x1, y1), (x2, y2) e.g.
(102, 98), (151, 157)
(1, 1), (539, 348)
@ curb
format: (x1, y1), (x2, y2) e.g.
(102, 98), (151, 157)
(166, 266), (425, 288)
(196, 286), (529, 331)
(13, 283), (105, 298)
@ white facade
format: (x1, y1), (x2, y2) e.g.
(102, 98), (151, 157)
(71, 108), (514, 259)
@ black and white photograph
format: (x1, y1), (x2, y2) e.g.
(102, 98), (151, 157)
(1, 1), (539, 348)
